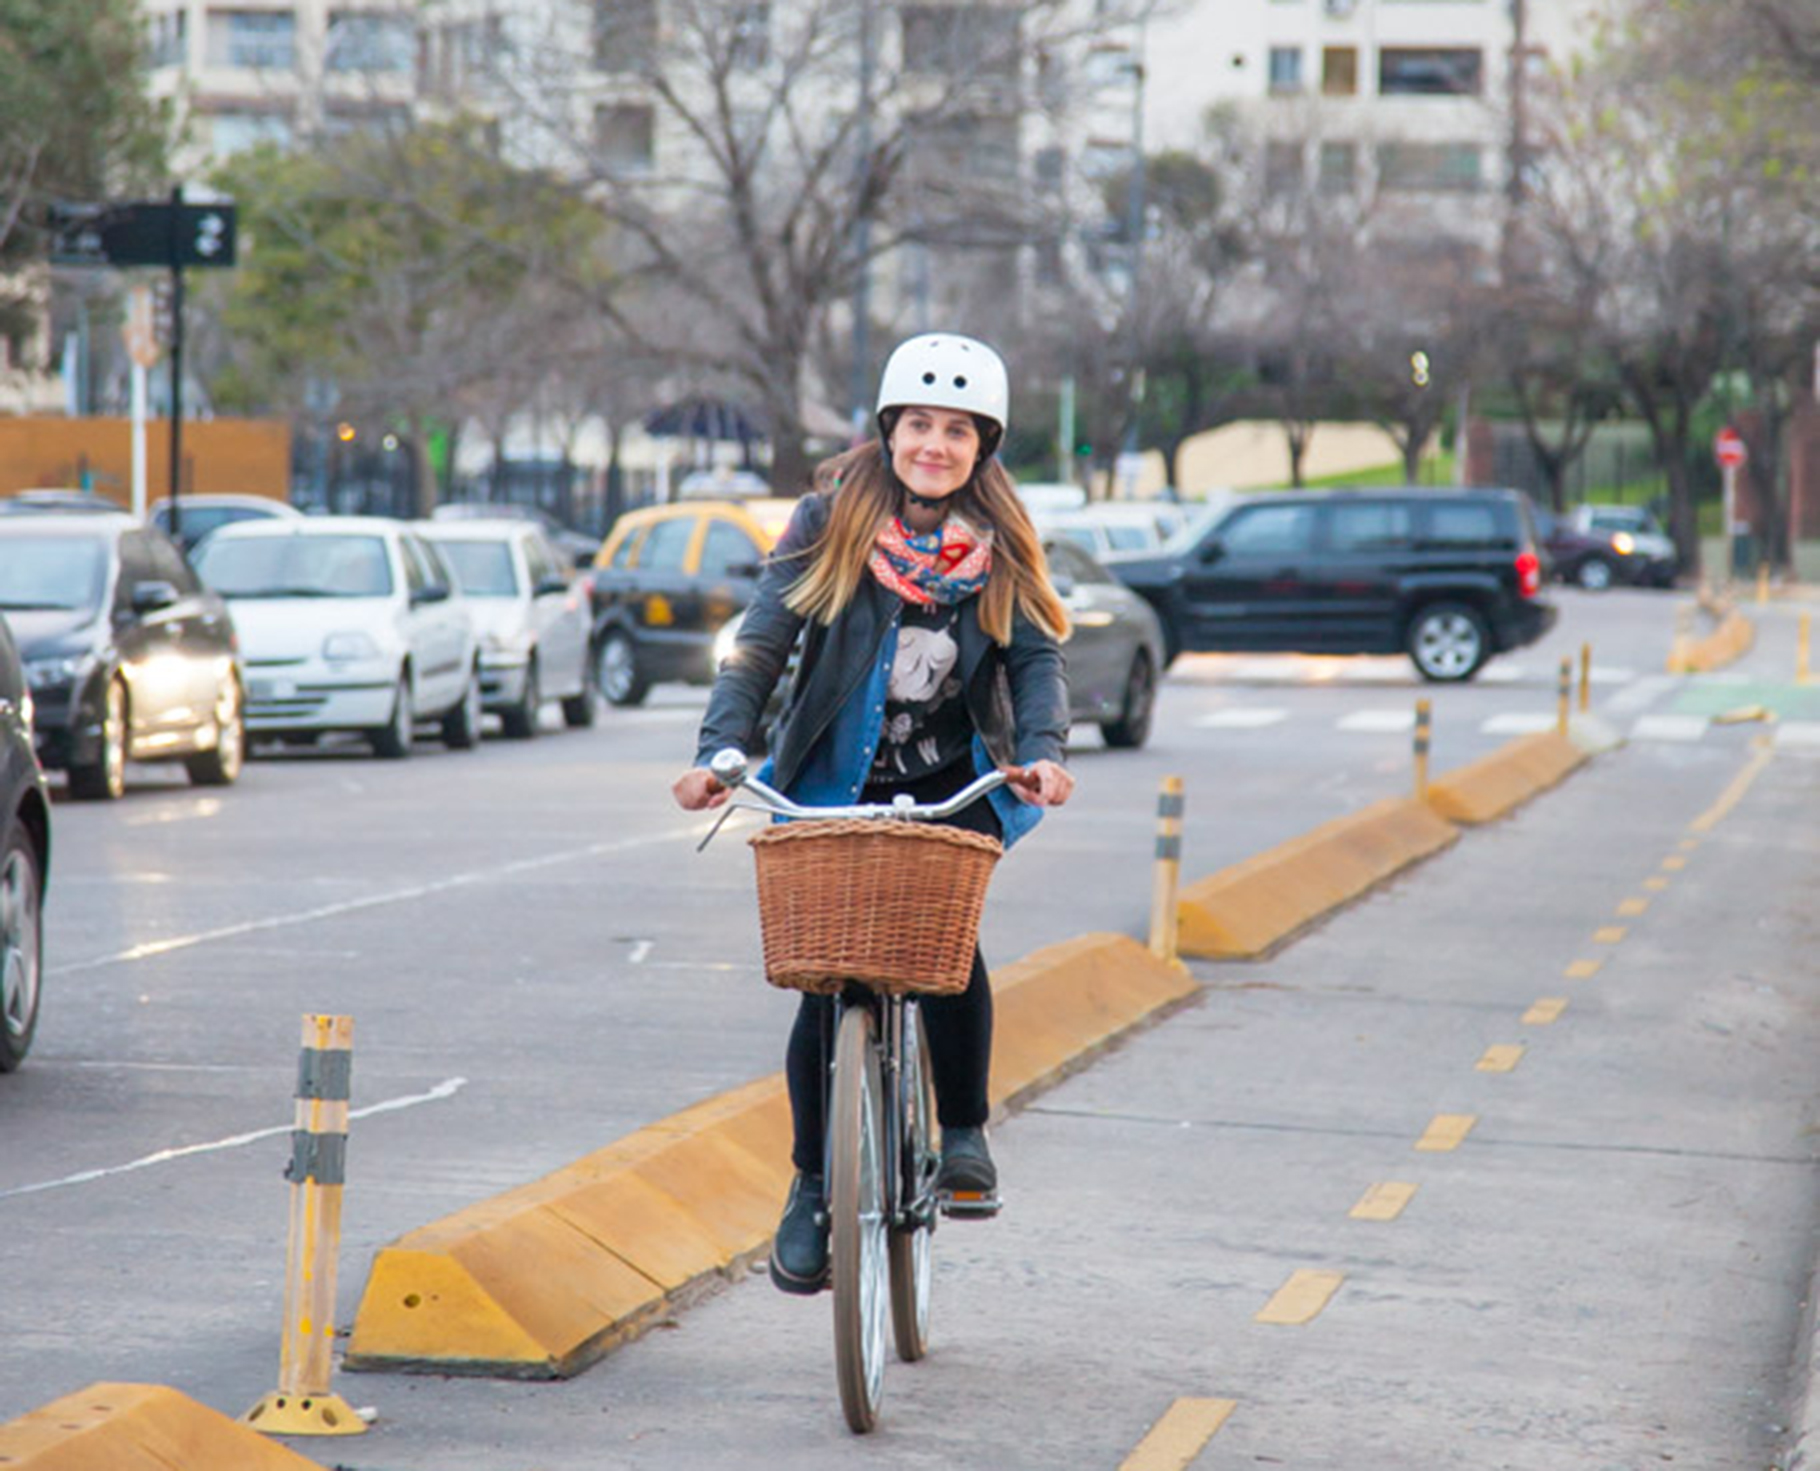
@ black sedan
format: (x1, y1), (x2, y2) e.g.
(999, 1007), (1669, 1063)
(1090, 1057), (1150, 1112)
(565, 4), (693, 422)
(0, 614), (49, 1069)
(0, 514), (245, 799)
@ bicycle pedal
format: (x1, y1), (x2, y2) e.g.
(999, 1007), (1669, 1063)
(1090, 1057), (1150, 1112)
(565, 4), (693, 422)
(938, 1189), (1002, 1220)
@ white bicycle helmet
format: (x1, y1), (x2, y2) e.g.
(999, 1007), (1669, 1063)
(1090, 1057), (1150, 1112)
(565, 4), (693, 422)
(875, 333), (1010, 456)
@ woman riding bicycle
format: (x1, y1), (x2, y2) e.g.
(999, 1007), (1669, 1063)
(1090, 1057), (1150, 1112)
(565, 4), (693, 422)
(672, 332), (1074, 1294)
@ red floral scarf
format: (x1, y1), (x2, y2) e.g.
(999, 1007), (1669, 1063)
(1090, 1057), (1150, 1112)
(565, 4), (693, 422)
(869, 515), (994, 606)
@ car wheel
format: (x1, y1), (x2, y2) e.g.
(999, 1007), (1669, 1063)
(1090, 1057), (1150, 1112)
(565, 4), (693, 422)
(186, 678), (245, 786)
(560, 655), (599, 729)
(370, 673), (414, 758)
(0, 826), (44, 1072)
(442, 664), (484, 749)
(1576, 557), (1616, 591)
(69, 677), (128, 800)
(1100, 650), (1156, 750)
(596, 630), (649, 708)
(501, 656), (540, 740)
(1407, 602), (1490, 683)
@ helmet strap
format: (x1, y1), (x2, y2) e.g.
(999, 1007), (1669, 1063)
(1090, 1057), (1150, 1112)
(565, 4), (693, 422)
(903, 487), (949, 512)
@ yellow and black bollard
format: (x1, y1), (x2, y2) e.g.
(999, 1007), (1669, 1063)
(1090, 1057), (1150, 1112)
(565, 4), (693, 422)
(1578, 643), (1591, 714)
(1413, 699), (1431, 801)
(1556, 656), (1571, 736)
(1757, 563), (1770, 605)
(244, 1014), (369, 1437)
(1668, 602), (1694, 674)
(1799, 612), (1812, 686)
(1149, 776), (1186, 969)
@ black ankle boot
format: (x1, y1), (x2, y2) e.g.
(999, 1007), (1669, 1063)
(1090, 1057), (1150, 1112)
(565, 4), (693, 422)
(769, 1172), (828, 1294)
(935, 1126), (997, 1193)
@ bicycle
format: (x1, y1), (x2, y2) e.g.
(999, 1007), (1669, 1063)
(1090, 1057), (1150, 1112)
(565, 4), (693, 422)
(702, 747), (1017, 1434)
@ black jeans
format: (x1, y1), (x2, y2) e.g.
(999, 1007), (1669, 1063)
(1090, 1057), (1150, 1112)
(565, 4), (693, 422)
(785, 765), (1000, 1174)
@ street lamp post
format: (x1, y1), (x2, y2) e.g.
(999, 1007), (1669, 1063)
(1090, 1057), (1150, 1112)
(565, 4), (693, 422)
(1117, 22), (1148, 496)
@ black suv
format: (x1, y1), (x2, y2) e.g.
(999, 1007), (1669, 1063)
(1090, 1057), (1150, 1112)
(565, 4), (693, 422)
(1110, 487), (1556, 682)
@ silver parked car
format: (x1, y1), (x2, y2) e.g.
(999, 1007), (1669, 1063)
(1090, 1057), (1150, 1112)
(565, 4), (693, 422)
(1041, 537), (1166, 749)
(418, 519), (596, 737)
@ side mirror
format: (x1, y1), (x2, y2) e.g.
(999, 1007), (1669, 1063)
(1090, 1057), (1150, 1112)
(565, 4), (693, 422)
(1050, 571), (1077, 598)
(1197, 537), (1226, 566)
(725, 560), (762, 580)
(534, 575), (571, 597)
(129, 579), (179, 614)
(411, 583), (451, 606)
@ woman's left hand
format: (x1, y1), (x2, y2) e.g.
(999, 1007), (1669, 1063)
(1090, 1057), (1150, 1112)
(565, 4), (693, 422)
(1011, 759), (1074, 807)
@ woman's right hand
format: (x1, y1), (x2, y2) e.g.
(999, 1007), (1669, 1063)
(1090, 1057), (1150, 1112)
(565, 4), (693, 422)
(672, 767), (730, 810)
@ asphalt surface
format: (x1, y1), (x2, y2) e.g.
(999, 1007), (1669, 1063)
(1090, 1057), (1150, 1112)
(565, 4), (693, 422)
(4, 585), (1817, 1468)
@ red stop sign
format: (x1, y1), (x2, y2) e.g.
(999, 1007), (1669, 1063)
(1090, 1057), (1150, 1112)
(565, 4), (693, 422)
(1714, 427), (1747, 469)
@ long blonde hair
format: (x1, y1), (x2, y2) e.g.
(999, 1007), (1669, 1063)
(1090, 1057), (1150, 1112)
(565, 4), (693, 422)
(782, 441), (1071, 646)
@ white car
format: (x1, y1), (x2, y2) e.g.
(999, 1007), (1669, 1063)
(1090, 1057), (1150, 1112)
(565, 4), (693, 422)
(192, 516), (482, 757)
(418, 519), (596, 738)
(1038, 503), (1190, 560)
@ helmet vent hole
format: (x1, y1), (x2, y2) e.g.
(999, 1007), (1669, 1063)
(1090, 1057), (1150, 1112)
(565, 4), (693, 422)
(921, 371), (936, 385)
(953, 375), (968, 388)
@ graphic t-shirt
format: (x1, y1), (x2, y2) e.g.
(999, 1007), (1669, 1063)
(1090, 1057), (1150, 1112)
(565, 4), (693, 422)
(872, 601), (970, 784)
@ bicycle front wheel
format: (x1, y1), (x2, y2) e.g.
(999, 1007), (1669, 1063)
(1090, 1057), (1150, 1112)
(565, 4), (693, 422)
(889, 1004), (936, 1362)
(830, 1002), (889, 1433)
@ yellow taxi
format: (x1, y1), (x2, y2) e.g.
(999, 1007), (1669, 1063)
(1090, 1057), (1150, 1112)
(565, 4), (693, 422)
(588, 499), (796, 706)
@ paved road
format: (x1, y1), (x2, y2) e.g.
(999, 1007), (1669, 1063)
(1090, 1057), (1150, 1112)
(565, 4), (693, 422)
(3, 587), (1816, 1468)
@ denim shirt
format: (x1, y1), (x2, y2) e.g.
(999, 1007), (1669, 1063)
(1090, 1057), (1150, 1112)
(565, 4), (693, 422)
(757, 615), (1042, 850)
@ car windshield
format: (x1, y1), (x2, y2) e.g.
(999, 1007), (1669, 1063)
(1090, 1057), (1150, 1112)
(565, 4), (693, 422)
(195, 534), (394, 598)
(0, 534), (108, 611)
(1589, 508), (1649, 532)
(435, 539), (520, 597)
(1103, 524), (1154, 551)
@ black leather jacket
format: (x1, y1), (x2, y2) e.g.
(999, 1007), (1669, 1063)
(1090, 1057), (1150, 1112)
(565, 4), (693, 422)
(695, 492), (1069, 794)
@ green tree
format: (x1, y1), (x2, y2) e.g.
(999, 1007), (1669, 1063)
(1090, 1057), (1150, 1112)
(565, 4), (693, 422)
(0, 0), (164, 342)
(209, 124), (611, 515)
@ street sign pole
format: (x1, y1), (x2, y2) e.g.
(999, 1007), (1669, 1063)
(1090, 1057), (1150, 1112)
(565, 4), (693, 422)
(167, 185), (185, 544)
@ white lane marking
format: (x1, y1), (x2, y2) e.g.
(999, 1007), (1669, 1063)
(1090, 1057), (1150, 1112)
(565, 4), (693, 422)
(1630, 714), (1710, 742)
(0, 1077), (467, 1201)
(1337, 709), (1414, 732)
(627, 940), (654, 963)
(1481, 713), (1557, 734)
(1193, 709), (1288, 728)
(1607, 674), (1677, 714)
(1775, 722), (1820, 747)
(48, 822), (708, 976)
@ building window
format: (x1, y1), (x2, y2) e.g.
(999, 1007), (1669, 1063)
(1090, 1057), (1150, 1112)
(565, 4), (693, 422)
(209, 109), (294, 155)
(326, 12), (414, 73)
(1378, 47), (1483, 95)
(909, 113), (1019, 184)
(146, 10), (188, 69)
(729, 1), (769, 68)
(1033, 145), (1065, 193)
(1318, 141), (1356, 193)
(1267, 45), (1302, 93)
(593, 0), (657, 73)
(594, 102), (655, 174)
(1264, 140), (1303, 195)
(1321, 45), (1357, 95)
(206, 9), (297, 70)
(901, 6), (1019, 78)
(1378, 141), (1482, 191)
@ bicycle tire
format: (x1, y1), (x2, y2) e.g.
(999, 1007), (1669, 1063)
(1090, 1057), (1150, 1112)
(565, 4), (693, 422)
(888, 1005), (936, 1361)
(830, 1003), (889, 1433)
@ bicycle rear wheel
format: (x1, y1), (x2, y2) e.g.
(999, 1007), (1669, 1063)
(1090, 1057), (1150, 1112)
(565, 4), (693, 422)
(830, 1002), (889, 1433)
(888, 1004), (936, 1361)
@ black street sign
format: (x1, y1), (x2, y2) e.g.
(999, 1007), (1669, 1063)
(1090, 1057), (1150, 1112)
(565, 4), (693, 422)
(49, 201), (238, 269)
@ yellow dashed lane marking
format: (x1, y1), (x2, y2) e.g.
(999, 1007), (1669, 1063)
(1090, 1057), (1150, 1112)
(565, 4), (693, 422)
(1350, 1181), (1418, 1221)
(1565, 959), (1602, 979)
(1118, 1398), (1238, 1471)
(1661, 856), (1688, 871)
(1644, 876), (1670, 891)
(1616, 897), (1650, 917)
(1593, 926), (1628, 943)
(1477, 1044), (1525, 1072)
(1690, 746), (1773, 833)
(1678, 837), (1700, 851)
(1255, 1269), (1345, 1325)
(1416, 1113), (1476, 1151)
(1523, 998), (1568, 1025)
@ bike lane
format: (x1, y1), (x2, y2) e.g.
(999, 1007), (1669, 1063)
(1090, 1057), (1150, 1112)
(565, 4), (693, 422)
(315, 684), (1820, 1466)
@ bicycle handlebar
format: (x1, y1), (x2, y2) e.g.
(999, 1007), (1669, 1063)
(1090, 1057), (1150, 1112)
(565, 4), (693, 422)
(705, 747), (1022, 823)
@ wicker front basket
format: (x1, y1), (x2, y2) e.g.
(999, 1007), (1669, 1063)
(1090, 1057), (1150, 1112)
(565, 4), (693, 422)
(749, 819), (1003, 995)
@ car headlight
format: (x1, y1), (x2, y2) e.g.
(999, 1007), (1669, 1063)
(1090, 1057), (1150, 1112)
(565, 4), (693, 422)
(322, 631), (383, 662)
(1610, 532), (1635, 556)
(712, 615), (743, 670)
(19, 688), (33, 738)
(23, 654), (91, 690)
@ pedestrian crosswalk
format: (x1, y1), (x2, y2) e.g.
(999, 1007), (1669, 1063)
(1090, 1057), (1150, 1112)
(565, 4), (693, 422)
(1192, 705), (1820, 748)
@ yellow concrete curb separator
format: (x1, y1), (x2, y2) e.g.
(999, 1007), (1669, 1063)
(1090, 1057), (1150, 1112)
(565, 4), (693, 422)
(0, 1383), (323, 1470)
(341, 933), (1193, 1380)
(1424, 730), (1588, 826)
(1175, 797), (1458, 960)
